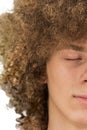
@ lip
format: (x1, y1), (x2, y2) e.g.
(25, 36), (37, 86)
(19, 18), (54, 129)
(74, 95), (87, 105)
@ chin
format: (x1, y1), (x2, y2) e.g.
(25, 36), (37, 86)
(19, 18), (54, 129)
(70, 110), (87, 126)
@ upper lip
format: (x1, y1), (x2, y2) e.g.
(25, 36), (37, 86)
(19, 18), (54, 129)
(73, 95), (87, 99)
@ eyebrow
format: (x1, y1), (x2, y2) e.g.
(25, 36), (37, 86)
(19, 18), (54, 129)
(68, 44), (84, 52)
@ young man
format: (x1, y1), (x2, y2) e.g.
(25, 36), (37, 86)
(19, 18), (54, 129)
(0, 0), (87, 130)
(47, 40), (87, 130)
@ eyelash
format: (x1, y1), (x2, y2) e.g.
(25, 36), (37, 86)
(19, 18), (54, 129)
(65, 57), (82, 61)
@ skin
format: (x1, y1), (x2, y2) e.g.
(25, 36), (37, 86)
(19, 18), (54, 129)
(46, 41), (87, 130)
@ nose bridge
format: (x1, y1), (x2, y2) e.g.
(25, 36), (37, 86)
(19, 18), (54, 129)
(78, 44), (87, 83)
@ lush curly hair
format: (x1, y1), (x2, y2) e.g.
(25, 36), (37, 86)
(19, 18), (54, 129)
(0, 0), (87, 130)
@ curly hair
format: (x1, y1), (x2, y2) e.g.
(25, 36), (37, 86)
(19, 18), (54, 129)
(0, 0), (87, 130)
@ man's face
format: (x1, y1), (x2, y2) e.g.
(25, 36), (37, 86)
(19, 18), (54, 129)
(46, 41), (87, 125)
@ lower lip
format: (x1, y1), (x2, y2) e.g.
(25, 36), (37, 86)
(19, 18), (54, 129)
(75, 96), (87, 105)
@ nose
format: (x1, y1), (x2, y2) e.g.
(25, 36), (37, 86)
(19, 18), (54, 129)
(79, 61), (87, 84)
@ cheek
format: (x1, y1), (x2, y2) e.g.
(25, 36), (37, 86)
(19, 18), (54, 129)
(52, 64), (75, 86)
(47, 59), (78, 96)
(47, 64), (70, 92)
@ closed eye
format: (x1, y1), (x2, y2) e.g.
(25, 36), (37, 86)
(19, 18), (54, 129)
(65, 57), (82, 61)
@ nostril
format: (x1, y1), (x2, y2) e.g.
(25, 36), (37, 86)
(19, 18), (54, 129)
(84, 80), (87, 82)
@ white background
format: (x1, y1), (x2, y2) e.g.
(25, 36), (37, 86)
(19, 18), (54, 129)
(0, 1), (20, 130)
(0, 0), (14, 14)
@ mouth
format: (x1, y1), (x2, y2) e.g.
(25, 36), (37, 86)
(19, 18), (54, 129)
(73, 95), (87, 105)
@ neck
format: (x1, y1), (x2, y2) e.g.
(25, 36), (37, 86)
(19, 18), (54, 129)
(47, 97), (87, 130)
